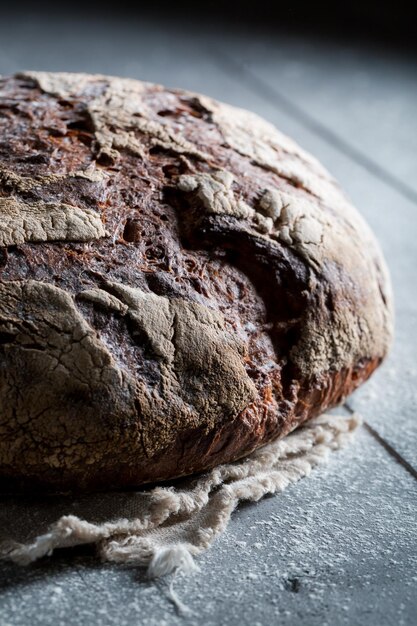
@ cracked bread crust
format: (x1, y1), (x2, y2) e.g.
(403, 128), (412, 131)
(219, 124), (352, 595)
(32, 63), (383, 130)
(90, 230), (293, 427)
(0, 72), (393, 492)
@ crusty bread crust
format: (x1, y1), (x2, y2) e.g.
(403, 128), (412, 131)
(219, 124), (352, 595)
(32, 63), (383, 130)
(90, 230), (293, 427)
(0, 72), (393, 492)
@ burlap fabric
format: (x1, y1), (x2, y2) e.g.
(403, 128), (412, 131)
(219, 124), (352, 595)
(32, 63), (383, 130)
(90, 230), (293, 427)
(0, 414), (360, 578)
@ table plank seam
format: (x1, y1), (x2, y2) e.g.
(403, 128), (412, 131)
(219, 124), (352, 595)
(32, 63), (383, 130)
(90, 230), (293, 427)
(344, 402), (417, 480)
(212, 50), (417, 207)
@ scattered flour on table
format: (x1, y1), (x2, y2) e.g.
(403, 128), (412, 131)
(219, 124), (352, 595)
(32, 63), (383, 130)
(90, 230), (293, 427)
(1, 415), (416, 625)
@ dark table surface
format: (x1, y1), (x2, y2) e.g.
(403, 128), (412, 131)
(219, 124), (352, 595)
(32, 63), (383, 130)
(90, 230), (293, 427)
(0, 12), (416, 626)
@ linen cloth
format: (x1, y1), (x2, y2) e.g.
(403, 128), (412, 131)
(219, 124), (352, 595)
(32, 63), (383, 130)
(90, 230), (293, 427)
(0, 413), (360, 577)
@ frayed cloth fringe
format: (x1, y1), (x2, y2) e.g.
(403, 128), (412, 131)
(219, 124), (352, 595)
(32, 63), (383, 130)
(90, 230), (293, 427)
(2, 413), (361, 579)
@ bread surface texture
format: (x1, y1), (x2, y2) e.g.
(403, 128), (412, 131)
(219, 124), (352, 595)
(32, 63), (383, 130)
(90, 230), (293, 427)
(0, 72), (393, 492)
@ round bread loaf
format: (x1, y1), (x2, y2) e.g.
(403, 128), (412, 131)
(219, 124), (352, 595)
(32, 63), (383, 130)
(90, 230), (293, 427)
(0, 72), (393, 493)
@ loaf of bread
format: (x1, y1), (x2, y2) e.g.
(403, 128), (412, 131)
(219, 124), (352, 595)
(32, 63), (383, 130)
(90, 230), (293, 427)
(0, 72), (393, 492)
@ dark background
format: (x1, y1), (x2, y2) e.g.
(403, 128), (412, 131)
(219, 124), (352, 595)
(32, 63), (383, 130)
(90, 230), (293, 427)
(3, 0), (417, 41)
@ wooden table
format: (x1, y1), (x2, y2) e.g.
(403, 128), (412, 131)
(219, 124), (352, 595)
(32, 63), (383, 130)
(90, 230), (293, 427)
(0, 12), (416, 626)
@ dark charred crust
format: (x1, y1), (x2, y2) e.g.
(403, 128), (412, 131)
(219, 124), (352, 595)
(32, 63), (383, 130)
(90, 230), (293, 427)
(0, 73), (392, 493)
